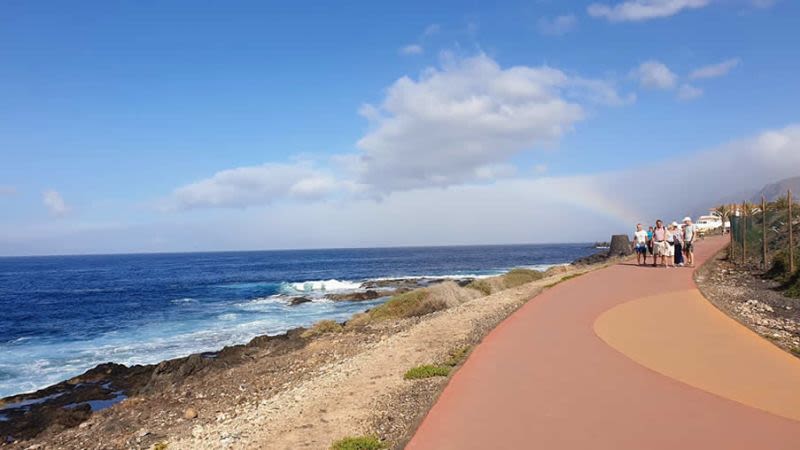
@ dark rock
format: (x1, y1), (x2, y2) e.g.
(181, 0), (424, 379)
(327, 290), (383, 302)
(572, 252), (608, 266)
(289, 296), (312, 306)
(608, 235), (633, 257)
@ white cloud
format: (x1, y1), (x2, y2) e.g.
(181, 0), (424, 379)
(588, 0), (711, 22)
(42, 190), (70, 217)
(164, 162), (340, 210)
(10, 124), (800, 255)
(631, 60), (678, 89)
(352, 53), (631, 192)
(537, 15), (578, 36)
(689, 58), (741, 80)
(399, 44), (424, 56)
(677, 83), (703, 100)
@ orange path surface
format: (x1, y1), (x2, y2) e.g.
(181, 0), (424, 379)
(406, 236), (800, 450)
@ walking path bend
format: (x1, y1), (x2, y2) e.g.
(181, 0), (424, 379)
(407, 236), (800, 450)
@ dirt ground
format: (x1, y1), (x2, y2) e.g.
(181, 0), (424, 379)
(695, 250), (800, 355)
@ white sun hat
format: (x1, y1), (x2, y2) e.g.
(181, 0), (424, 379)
(683, 216), (692, 222)
(671, 221), (679, 227)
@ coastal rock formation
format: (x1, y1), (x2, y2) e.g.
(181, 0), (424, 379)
(289, 296), (312, 306)
(608, 235), (633, 257)
(327, 290), (383, 302)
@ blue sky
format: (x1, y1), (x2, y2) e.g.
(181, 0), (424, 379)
(2, 0), (800, 255)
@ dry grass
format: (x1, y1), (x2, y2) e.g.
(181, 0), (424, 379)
(466, 279), (493, 296)
(502, 268), (545, 289)
(349, 282), (482, 326)
(301, 320), (343, 339)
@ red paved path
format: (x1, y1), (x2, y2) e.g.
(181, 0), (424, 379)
(406, 236), (800, 449)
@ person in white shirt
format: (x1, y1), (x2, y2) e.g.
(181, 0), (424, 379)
(633, 223), (648, 266)
(683, 217), (697, 267)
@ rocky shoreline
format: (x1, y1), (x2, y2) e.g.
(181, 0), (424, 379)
(0, 276), (474, 446)
(0, 259), (610, 449)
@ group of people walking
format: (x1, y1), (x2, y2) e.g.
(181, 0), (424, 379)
(632, 217), (698, 268)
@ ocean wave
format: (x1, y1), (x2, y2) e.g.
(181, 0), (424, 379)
(281, 279), (363, 294)
(171, 298), (197, 304)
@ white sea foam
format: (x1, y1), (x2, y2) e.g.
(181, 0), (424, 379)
(171, 298), (197, 304)
(284, 279), (363, 293)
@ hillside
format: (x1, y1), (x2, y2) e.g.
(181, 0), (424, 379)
(752, 176), (800, 202)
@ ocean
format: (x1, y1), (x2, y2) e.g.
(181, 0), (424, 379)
(0, 243), (595, 398)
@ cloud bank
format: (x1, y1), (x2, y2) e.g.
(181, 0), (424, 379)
(588, 0), (711, 22)
(164, 54), (632, 207)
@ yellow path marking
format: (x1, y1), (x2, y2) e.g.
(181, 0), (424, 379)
(595, 289), (800, 421)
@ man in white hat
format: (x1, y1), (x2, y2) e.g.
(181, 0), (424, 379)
(683, 216), (697, 267)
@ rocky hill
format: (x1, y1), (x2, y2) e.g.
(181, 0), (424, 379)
(751, 176), (800, 202)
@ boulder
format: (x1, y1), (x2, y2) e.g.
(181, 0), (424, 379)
(608, 234), (633, 257)
(288, 297), (312, 306)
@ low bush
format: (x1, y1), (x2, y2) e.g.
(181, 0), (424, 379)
(783, 272), (800, 299)
(502, 268), (545, 289)
(466, 279), (493, 296)
(404, 364), (451, 380)
(330, 436), (385, 450)
(443, 346), (471, 367)
(301, 320), (342, 339)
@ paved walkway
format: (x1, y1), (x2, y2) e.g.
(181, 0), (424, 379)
(406, 236), (800, 450)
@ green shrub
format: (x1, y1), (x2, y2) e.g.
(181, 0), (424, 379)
(301, 320), (342, 338)
(366, 290), (445, 322)
(404, 364), (451, 380)
(502, 268), (545, 289)
(330, 436), (385, 450)
(466, 279), (493, 296)
(783, 272), (800, 298)
(443, 346), (470, 367)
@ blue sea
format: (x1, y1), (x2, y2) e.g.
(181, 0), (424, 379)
(0, 244), (594, 398)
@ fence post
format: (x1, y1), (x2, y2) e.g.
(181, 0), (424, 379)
(790, 190), (795, 273)
(742, 201), (747, 265)
(730, 204), (735, 261)
(762, 195), (768, 270)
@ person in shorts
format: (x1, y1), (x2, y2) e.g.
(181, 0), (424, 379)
(652, 220), (668, 267)
(683, 217), (697, 267)
(633, 223), (648, 265)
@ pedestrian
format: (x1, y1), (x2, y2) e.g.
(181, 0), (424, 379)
(652, 220), (668, 267)
(633, 223), (648, 265)
(672, 222), (685, 266)
(647, 226), (654, 260)
(665, 224), (676, 268)
(683, 217), (697, 267)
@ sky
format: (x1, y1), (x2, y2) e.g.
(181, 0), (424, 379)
(2, 0), (800, 256)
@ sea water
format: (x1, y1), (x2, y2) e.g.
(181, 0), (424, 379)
(0, 244), (594, 398)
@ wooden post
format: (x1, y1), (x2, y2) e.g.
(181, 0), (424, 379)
(763, 195), (768, 270)
(790, 190), (795, 273)
(742, 201), (747, 265)
(730, 204), (735, 261)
